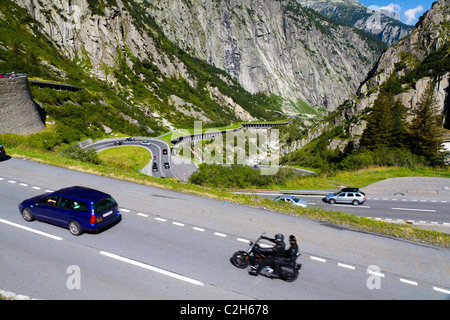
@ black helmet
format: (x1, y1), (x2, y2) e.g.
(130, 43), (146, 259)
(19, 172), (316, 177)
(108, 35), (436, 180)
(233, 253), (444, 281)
(289, 235), (297, 244)
(275, 233), (284, 242)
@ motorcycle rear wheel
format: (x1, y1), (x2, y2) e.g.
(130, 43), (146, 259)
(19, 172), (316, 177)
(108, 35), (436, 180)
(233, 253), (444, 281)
(231, 251), (249, 269)
(281, 268), (298, 282)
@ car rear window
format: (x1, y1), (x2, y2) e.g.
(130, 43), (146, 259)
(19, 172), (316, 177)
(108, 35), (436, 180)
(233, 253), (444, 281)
(71, 200), (89, 212)
(93, 196), (117, 213)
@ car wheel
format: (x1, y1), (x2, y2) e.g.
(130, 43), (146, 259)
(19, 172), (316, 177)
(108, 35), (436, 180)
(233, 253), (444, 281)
(22, 208), (35, 222)
(329, 199), (336, 204)
(352, 200), (360, 206)
(69, 221), (82, 236)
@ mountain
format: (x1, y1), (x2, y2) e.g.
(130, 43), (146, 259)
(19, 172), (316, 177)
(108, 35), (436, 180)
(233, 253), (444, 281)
(144, 0), (385, 114)
(1, 0), (287, 140)
(296, 0), (413, 46)
(332, 0), (449, 142)
(0, 0), (388, 142)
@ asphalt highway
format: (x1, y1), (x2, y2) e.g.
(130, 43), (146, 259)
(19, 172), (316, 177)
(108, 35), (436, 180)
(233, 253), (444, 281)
(1, 157), (449, 300)
(249, 190), (450, 232)
(86, 138), (197, 182)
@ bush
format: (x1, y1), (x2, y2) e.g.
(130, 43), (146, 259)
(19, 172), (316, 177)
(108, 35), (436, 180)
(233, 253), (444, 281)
(189, 163), (299, 188)
(61, 145), (102, 165)
(339, 147), (427, 170)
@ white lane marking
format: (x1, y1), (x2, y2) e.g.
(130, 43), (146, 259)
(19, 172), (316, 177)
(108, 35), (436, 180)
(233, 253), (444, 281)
(367, 270), (385, 278)
(400, 278), (418, 286)
(121, 209), (130, 213)
(433, 287), (450, 295)
(392, 207), (436, 212)
(310, 256), (326, 263)
(99, 251), (204, 286)
(173, 222), (184, 227)
(214, 232), (227, 238)
(3, 177), (446, 295)
(0, 218), (63, 241)
(332, 204), (371, 208)
(338, 263), (356, 270)
(137, 213), (148, 218)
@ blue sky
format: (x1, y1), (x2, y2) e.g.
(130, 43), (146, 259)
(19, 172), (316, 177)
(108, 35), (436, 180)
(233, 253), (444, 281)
(358, 1), (435, 25)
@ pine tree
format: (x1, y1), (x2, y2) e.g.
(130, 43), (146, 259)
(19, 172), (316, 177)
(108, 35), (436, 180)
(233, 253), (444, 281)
(408, 81), (445, 164)
(391, 99), (408, 148)
(360, 89), (407, 150)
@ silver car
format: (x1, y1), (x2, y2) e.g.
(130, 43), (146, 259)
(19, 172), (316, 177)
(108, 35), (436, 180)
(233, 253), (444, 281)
(274, 195), (308, 208)
(324, 191), (366, 206)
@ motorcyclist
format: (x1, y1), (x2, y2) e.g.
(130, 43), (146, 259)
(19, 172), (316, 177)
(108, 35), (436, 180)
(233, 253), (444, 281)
(274, 235), (300, 275)
(249, 233), (285, 276)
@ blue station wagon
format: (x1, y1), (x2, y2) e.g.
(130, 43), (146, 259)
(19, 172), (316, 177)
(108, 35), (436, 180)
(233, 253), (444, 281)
(19, 186), (121, 235)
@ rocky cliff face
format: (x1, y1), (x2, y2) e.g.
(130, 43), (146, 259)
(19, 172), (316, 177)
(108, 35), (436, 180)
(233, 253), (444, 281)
(128, 0), (384, 113)
(334, 0), (449, 137)
(10, 0), (262, 128)
(10, 0), (385, 120)
(297, 0), (413, 46)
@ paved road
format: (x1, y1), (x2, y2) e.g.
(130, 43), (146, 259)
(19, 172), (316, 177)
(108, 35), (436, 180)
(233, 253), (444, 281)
(248, 177), (450, 233)
(86, 138), (197, 182)
(0, 158), (449, 300)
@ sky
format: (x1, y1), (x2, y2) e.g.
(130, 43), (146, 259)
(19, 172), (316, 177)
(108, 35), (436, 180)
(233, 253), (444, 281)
(358, 0), (435, 25)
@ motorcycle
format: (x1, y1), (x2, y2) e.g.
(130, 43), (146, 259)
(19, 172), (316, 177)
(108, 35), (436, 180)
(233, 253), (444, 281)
(231, 235), (301, 282)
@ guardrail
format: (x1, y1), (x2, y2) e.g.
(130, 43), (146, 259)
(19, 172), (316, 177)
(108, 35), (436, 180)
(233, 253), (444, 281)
(170, 120), (292, 145)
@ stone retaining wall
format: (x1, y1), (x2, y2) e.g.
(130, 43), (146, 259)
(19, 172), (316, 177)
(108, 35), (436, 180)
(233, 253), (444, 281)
(0, 76), (45, 135)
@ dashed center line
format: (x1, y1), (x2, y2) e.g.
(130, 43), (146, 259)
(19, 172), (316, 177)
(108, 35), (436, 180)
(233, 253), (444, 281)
(137, 213), (149, 218)
(214, 232), (227, 238)
(400, 278), (418, 286)
(338, 263), (356, 270)
(310, 256), (326, 263)
(392, 207), (436, 212)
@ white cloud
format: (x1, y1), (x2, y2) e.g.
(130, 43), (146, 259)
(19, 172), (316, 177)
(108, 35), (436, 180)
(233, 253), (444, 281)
(380, 3), (402, 13)
(379, 3), (402, 21)
(404, 5), (424, 25)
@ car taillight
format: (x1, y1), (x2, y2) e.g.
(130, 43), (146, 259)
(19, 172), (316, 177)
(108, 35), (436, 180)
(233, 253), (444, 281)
(90, 214), (96, 224)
